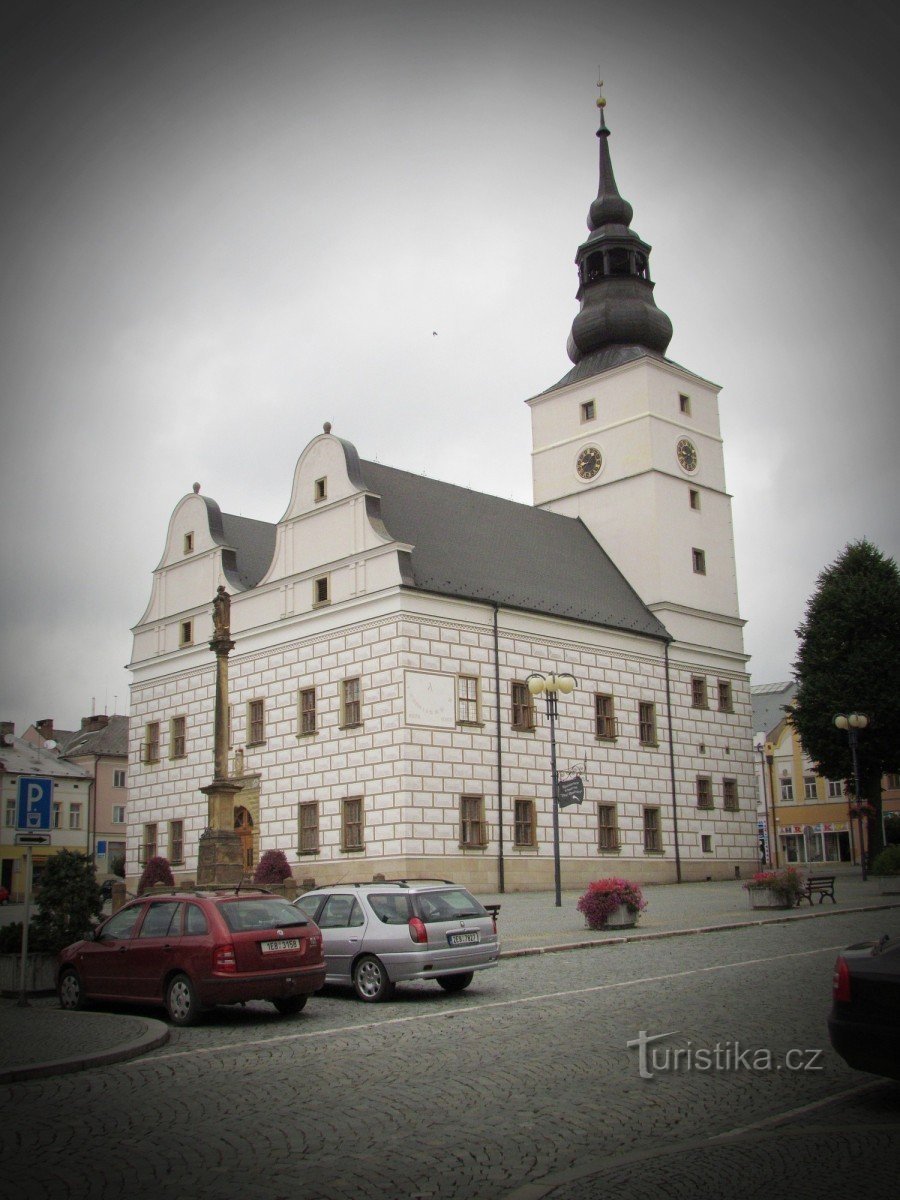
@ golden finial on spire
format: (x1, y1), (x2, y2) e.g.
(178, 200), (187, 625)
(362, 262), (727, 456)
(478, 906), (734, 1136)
(596, 73), (606, 109)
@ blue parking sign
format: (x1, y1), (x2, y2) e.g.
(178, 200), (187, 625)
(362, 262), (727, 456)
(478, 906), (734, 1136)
(16, 776), (53, 831)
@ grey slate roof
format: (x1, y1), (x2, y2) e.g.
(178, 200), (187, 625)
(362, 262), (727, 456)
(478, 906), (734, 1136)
(0, 737), (91, 779)
(198, 496), (276, 590)
(750, 682), (796, 737)
(59, 715), (128, 759)
(359, 459), (669, 641)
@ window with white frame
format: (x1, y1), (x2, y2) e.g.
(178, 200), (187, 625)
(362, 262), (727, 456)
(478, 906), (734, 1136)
(52, 801), (62, 829)
(69, 802), (82, 830)
(113, 769), (126, 788)
(112, 805), (126, 824)
(804, 775), (818, 800)
(780, 777), (794, 801)
(3, 798), (14, 827)
(827, 779), (844, 798)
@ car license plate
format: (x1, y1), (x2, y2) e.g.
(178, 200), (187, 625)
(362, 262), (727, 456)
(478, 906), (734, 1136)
(447, 931), (480, 946)
(261, 938), (301, 953)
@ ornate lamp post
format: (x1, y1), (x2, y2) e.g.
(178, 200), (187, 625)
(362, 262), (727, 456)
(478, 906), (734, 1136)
(753, 736), (776, 867)
(526, 671), (576, 908)
(834, 712), (869, 881)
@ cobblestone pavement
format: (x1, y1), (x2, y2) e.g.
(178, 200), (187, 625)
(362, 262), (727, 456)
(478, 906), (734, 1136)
(4, 911), (899, 1198)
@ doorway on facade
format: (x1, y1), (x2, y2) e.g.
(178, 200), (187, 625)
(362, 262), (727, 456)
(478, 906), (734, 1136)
(234, 806), (255, 872)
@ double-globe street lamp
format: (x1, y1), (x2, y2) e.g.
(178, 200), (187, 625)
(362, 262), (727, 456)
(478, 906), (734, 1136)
(527, 671), (577, 908)
(834, 712), (869, 881)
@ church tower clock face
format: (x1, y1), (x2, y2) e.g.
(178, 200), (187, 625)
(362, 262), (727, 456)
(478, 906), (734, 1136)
(676, 438), (698, 473)
(576, 446), (603, 480)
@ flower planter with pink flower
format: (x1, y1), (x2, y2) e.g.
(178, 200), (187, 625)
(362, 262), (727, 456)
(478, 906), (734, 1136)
(577, 878), (648, 930)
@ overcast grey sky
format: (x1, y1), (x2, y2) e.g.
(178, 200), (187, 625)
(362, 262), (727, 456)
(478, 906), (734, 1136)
(2, 0), (898, 733)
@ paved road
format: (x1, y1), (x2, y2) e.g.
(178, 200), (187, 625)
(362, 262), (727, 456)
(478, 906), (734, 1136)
(4, 912), (899, 1198)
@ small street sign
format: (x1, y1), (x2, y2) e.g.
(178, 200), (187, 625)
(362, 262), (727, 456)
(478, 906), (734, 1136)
(557, 775), (585, 807)
(15, 833), (51, 845)
(16, 776), (53, 831)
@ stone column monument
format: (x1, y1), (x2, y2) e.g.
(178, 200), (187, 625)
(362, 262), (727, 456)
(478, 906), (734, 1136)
(196, 586), (244, 886)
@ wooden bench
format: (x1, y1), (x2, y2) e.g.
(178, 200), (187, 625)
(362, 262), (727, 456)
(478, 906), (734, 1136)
(797, 875), (836, 905)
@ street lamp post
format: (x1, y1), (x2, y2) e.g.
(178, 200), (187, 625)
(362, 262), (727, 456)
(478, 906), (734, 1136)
(834, 712), (869, 881)
(527, 671), (576, 908)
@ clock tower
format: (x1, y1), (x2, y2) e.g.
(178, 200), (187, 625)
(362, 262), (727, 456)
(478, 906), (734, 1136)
(528, 96), (745, 665)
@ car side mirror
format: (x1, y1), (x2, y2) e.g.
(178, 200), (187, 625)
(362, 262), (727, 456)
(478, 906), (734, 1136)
(83, 929), (97, 942)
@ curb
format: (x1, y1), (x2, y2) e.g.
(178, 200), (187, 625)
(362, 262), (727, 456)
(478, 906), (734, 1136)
(499, 901), (900, 960)
(0, 1012), (170, 1084)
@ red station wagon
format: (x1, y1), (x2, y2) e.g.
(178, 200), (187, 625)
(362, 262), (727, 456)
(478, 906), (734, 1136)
(58, 890), (326, 1025)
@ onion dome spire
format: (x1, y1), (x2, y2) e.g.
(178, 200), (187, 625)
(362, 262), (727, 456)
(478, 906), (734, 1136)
(565, 83), (673, 368)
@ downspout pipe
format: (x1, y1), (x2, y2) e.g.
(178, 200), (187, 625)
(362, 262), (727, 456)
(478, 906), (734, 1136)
(663, 641), (682, 883)
(492, 603), (505, 894)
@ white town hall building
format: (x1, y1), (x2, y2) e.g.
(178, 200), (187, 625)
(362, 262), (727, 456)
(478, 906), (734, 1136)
(127, 104), (757, 892)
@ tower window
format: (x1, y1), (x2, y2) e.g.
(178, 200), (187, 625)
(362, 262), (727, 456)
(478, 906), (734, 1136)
(692, 548), (707, 575)
(580, 400), (595, 423)
(314, 477), (327, 503)
(679, 393), (691, 415)
(179, 620), (193, 647)
(313, 575), (330, 606)
(608, 248), (630, 276)
(183, 532), (194, 554)
(689, 489), (701, 511)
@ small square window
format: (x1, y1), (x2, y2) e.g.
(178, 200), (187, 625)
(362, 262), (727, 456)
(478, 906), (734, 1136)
(179, 620), (193, 647)
(314, 477), (327, 502)
(692, 548), (707, 575)
(679, 393), (691, 415)
(701, 834), (713, 853)
(313, 575), (330, 607)
(689, 489), (700, 510)
(581, 400), (596, 422)
(183, 532), (194, 554)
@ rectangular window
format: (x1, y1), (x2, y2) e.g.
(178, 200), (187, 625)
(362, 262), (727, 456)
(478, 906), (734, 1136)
(804, 775), (818, 800)
(299, 802), (320, 853)
(340, 678), (361, 727)
(341, 797), (364, 851)
(314, 477), (327, 502)
(597, 804), (619, 851)
(113, 769), (126, 788)
(460, 795), (486, 848)
(143, 722), (160, 764)
(827, 779), (844, 798)
(4, 798), (15, 827)
(142, 823), (158, 864)
(179, 619), (193, 647)
(689, 488), (701, 511)
(638, 701), (657, 746)
(692, 547), (707, 575)
(458, 675), (479, 724)
(595, 693), (616, 740)
(69, 800), (82, 829)
(183, 531), (194, 554)
(643, 807), (662, 853)
(691, 676), (708, 708)
(513, 798), (536, 847)
(169, 819), (184, 864)
(701, 834), (713, 853)
(247, 699), (265, 745)
(696, 776), (713, 809)
(511, 682), (534, 731)
(886, 774), (900, 790)
(679, 392), (691, 415)
(313, 575), (330, 606)
(299, 687), (317, 735)
(170, 715), (186, 760)
(52, 801), (62, 829)
(112, 805), (126, 824)
(780, 778), (794, 801)
(581, 400), (595, 422)
(722, 778), (739, 811)
(717, 679), (733, 712)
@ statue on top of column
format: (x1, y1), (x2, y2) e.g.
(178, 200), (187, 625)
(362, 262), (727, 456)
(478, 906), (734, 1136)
(212, 585), (231, 641)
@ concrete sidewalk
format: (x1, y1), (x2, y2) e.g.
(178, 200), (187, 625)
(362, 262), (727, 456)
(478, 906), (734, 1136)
(2, 873), (897, 1084)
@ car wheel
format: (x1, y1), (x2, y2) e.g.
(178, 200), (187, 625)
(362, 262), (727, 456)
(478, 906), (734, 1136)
(59, 967), (85, 1011)
(437, 971), (474, 994)
(273, 995), (308, 1017)
(166, 973), (201, 1026)
(353, 954), (395, 1003)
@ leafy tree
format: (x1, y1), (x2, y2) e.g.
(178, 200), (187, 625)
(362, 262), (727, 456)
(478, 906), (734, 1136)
(137, 855), (175, 894)
(792, 540), (900, 859)
(31, 851), (104, 953)
(253, 849), (293, 886)
(108, 852), (126, 879)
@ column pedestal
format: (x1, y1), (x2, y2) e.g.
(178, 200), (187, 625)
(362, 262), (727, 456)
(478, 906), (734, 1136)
(197, 781), (244, 887)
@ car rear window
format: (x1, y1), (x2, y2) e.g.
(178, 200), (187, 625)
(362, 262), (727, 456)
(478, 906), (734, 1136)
(414, 889), (487, 924)
(219, 897), (310, 933)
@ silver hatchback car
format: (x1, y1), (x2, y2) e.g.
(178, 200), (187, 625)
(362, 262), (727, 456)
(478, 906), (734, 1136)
(294, 879), (500, 1002)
